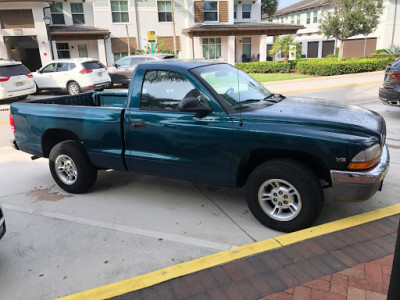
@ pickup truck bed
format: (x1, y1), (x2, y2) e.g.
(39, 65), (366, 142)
(12, 92), (128, 171)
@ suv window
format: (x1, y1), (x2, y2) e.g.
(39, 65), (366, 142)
(116, 57), (131, 67)
(41, 63), (56, 73)
(69, 63), (76, 70)
(82, 61), (105, 70)
(0, 64), (30, 76)
(56, 62), (69, 72)
(140, 70), (201, 111)
(130, 57), (146, 65)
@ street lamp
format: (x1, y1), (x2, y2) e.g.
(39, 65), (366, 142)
(43, 13), (53, 59)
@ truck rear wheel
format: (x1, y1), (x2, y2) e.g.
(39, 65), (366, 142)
(49, 140), (97, 193)
(246, 159), (323, 232)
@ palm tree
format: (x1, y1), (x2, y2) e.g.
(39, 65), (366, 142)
(269, 35), (301, 63)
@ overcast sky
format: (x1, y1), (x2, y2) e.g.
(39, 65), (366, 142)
(277, 0), (299, 10)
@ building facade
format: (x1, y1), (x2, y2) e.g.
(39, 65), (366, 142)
(0, 0), (302, 70)
(267, 0), (400, 59)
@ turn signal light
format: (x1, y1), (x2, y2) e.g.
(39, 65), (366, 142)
(25, 73), (33, 78)
(9, 113), (15, 132)
(80, 68), (92, 74)
(348, 157), (380, 170)
(390, 72), (400, 82)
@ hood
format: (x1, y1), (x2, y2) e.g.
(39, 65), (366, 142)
(236, 97), (385, 139)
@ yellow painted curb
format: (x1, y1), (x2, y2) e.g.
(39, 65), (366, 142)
(58, 203), (400, 300)
(0, 121), (8, 125)
(282, 81), (383, 94)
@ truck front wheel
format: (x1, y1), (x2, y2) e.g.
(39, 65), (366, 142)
(49, 140), (97, 193)
(246, 159), (323, 232)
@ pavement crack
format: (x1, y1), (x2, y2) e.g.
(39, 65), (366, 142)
(192, 183), (257, 243)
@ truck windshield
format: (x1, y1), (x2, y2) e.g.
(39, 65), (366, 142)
(192, 64), (274, 110)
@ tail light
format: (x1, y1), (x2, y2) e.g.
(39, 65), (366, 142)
(0, 76), (10, 82)
(9, 113), (15, 132)
(390, 72), (400, 81)
(25, 73), (33, 78)
(80, 68), (92, 74)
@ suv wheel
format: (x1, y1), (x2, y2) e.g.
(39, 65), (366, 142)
(68, 82), (81, 95)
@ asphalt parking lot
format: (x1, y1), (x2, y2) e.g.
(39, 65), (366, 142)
(1, 71), (400, 299)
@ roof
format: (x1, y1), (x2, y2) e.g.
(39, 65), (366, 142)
(274, 0), (332, 16)
(45, 58), (101, 64)
(182, 22), (304, 36)
(50, 25), (110, 35)
(0, 59), (21, 66)
(137, 59), (226, 71)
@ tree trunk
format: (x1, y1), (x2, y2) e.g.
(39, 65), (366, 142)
(338, 40), (345, 61)
(284, 52), (288, 63)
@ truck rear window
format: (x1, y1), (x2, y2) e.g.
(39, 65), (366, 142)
(0, 64), (30, 76)
(82, 61), (105, 70)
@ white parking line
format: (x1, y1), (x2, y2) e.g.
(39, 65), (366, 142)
(2, 203), (237, 251)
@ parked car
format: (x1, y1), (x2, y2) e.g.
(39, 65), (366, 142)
(379, 57), (400, 106)
(0, 59), (36, 100)
(108, 54), (174, 86)
(10, 61), (389, 232)
(0, 205), (5, 240)
(33, 58), (111, 95)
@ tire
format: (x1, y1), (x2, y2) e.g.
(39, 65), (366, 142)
(34, 84), (41, 95)
(17, 95), (28, 100)
(49, 140), (97, 193)
(67, 81), (81, 95)
(246, 159), (323, 232)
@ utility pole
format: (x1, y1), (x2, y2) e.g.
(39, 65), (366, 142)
(126, 25), (131, 55)
(171, 0), (177, 55)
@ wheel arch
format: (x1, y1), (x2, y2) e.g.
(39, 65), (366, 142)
(66, 80), (80, 90)
(236, 148), (331, 188)
(42, 129), (81, 158)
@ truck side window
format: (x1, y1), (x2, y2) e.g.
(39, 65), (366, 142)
(140, 70), (201, 111)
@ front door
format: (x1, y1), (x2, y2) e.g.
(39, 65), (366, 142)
(124, 69), (234, 185)
(35, 63), (58, 88)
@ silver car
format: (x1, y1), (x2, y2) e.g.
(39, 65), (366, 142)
(0, 205), (5, 240)
(108, 54), (174, 86)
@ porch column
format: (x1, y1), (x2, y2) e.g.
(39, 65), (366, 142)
(51, 41), (58, 60)
(318, 40), (323, 58)
(0, 37), (7, 59)
(227, 35), (235, 65)
(259, 35), (268, 62)
(193, 36), (202, 59)
(97, 39), (107, 66)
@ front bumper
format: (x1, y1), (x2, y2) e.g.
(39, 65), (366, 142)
(330, 145), (389, 202)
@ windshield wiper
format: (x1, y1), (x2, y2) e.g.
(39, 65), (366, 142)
(263, 93), (286, 103)
(231, 99), (262, 109)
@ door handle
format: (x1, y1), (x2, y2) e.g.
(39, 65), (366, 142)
(131, 121), (146, 129)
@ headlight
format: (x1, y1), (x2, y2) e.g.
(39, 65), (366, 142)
(348, 144), (382, 170)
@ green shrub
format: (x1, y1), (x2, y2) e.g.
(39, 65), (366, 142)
(296, 57), (395, 76)
(375, 49), (387, 54)
(371, 53), (400, 59)
(334, 47), (339, 55)
(235, 61), (291, 73)
(324, 54), (338, 59)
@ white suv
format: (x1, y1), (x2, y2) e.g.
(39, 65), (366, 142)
(33, 58), (111, 95)
(0, 59), (36, 100)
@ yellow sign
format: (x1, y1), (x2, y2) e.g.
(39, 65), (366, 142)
(147, 31), (156, 42)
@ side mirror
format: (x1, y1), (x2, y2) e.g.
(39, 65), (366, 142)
(178, 96), (212, 116)
(114, 63), (119, 68)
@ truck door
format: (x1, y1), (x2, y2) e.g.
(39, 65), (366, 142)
(124, 69), (234, 186)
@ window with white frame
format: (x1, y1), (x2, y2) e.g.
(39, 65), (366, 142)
(242, 4), (251, 19)
(51, 2), (65, 25)
(202, 38), (221, 59)
(158, 1), (172, 22)
(78, 44), (88, 58)
(291, 15), (294, 24)
(204, 1), (218, 21)
(297, 13), (300, 24)
(234, 4), (237, 19)
(313, 9), (318, 23)
(71, 3), (85, 24)
(306, 11), (311, 24)
(56, 43), (70, 59)
(111, 1), (129, 23)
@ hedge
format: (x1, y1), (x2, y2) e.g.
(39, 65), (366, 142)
(235, 61), (291, 73)
(296, 57), (395, 76)
(371, 53), (400, 60)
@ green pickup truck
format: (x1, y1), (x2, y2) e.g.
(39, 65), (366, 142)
(10, 61), (389, 232)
